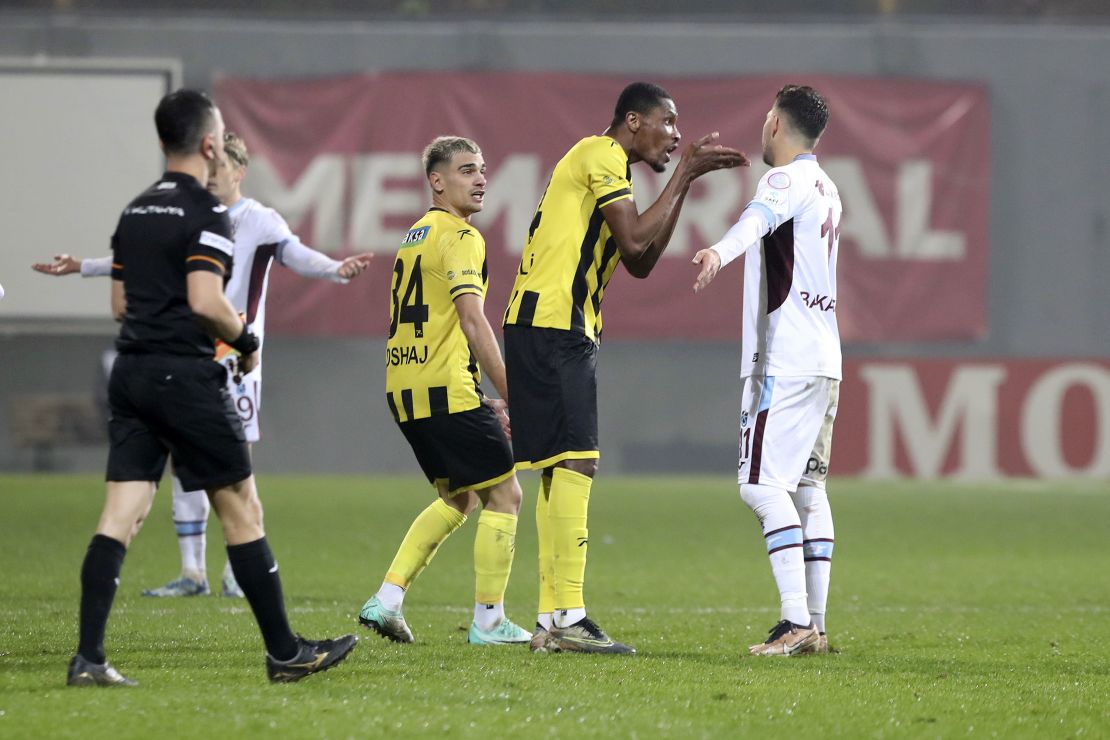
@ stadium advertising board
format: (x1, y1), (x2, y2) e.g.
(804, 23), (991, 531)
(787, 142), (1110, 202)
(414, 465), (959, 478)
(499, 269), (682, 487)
(836, 360), (1110, 478)
(216, 72), (990, 343)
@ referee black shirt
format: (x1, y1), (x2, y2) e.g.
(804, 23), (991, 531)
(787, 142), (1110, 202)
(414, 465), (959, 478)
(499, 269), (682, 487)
(111, 171), (234, 358)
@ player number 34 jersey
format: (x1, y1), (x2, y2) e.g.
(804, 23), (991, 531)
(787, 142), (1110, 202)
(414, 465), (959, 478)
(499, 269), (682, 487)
(385, 208), (488, 422)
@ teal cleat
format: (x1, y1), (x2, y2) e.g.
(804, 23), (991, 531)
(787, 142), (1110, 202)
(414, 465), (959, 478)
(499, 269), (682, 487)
(358, 595), (414, 643)
(141, 576), (210, 597)
(221, 563), (244, 598)
(467, 618), (533, 646)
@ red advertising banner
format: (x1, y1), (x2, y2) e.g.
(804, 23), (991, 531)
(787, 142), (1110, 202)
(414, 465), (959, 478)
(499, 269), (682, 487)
(835, 359), (1110, 478)
(215, 72), (989, 342)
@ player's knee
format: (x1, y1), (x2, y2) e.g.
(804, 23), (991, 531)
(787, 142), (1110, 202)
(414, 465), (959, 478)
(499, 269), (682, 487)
(561, 459), (597, 478)
(485, 476), (523, 514)
(740, 483), (786, 518)
(792, 483), (829, 515)
(444, 489), (480, 516)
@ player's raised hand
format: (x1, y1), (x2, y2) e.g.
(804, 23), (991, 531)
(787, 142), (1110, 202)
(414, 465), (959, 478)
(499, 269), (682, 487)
(338, 252), (373, 279)
(680, 132), (749, 182)
(31, 254), (83, 276)
(486, 397), (512, 440)
(691, 248), (722, 293)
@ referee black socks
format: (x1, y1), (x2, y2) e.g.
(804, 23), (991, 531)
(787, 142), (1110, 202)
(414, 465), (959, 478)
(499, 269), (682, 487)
(77, 534), (126, 664)
(227, 537), (298, 661)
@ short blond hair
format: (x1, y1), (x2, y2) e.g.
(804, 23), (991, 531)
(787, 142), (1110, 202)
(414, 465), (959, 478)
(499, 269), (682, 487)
(224, 131), (249, 167)
(422, 135), (480, 176)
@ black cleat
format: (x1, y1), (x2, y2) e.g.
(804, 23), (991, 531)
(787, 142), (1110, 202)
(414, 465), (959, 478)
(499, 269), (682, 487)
(549, 617), (636, 654)
(66, 654), (137, 687)
(266, 634), (358, 683)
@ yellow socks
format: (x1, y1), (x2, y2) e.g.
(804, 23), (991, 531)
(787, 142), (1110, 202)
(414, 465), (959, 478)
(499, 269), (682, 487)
(384, 498), (466, 589)
(549, 467), (592, 612)
(535, 475), (556, 624)
(473, 509), (518, 605)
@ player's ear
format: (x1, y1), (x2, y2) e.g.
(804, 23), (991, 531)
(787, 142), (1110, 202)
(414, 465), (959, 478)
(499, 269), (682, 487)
(627, 111), (641, 134)
(429, 171), (444, 194)
(201, 132), (216, 161)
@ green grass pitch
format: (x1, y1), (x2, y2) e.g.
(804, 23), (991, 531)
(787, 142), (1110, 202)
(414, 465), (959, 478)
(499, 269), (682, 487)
(1, 473), (1108, 738)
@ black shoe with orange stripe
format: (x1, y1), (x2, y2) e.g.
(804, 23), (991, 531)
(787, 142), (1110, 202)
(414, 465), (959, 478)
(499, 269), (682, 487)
(266, 634), (358, 683)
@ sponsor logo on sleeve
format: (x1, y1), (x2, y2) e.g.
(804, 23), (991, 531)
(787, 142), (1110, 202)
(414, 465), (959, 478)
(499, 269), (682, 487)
(199, 230), (234, 256)
(401, 226), (430, 247)
(759, 189), (787, 208)
(124, 205), (184, 217)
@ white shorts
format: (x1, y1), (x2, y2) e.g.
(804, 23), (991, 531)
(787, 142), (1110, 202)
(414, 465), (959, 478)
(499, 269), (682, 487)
(219, 357), (262, 444)
(737, 375), (839, 491)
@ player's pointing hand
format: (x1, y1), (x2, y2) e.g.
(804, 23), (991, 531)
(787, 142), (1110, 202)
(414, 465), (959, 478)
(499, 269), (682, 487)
(338, 252), (373, 279)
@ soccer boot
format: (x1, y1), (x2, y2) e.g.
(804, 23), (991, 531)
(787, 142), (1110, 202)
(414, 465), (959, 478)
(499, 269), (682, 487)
(266, 633), (358, 683)
(549, 617), (636, 654)
(796, 632), (832, 655)
(221, 563), (245, 598)
(467, 619), (533, 646)
(748, 619), (819, 656)
(141, 575), (210, 597)
(529, 623), (556, 653)
(357, 595), (414, 643)
(66, 654), (137, 687)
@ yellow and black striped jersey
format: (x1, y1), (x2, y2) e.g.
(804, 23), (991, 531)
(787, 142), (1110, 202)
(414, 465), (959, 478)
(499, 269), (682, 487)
(503, 135), (633, 342)
(385, 208), (488, 422)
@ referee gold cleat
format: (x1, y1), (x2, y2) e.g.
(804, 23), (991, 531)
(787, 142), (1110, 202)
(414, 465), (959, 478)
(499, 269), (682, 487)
(266, 634), (358, 683)
(549, 617), (636, 655)
(66, 654), (137, 687)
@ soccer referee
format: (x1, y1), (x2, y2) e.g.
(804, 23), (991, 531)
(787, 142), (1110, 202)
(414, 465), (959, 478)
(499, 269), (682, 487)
(66, 89), (356, 686)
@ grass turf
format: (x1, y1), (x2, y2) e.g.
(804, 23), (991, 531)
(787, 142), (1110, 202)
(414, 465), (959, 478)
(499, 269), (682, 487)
(1, 474), (1108, 738)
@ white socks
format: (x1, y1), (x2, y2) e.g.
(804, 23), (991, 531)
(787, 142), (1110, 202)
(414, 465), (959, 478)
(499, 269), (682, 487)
(376, 582), (405, 612)
(554, 607), (587, 629)
(474, 601), (506, 631)
(741, 483), (809, 625)
(791, 484), (834, 633)
(171, 476), (210, 580)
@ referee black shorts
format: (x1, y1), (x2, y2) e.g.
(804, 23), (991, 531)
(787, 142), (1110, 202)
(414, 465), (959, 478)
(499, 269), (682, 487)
(397, 404), (515, 494)
(503, 325), (599, 470)
(106, 354), (252, 492)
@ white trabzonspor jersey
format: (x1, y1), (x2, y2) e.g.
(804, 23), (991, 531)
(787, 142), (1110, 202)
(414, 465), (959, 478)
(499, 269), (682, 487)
(741, 154), (842, 380)
(224, 198), (292, 347)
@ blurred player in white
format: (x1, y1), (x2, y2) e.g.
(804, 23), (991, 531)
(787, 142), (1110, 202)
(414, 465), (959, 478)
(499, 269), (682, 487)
(32, 131), (372, 598)
(692, 85), (841, 656)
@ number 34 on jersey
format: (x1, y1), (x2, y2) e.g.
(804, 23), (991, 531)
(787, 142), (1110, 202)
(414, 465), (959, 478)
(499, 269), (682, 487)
(384, 209), (489, 422)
